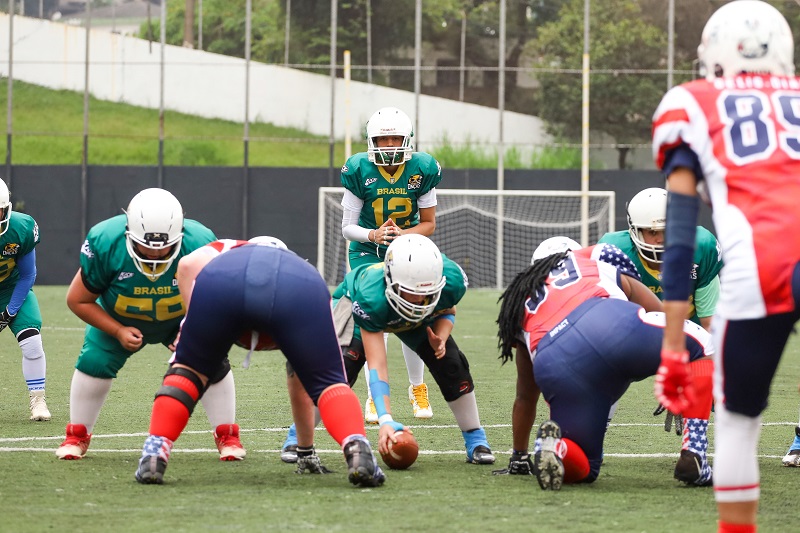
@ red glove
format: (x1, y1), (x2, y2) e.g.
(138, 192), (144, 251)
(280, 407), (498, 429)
(654, 349), (695, 415)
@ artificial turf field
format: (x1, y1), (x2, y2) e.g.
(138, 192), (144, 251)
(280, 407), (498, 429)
(1, 286), (799, 532)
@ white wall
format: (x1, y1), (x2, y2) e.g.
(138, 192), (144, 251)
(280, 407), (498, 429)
(0, 14), (550, 151)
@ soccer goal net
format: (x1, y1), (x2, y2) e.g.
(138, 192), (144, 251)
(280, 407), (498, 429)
(317, 187), (615, 288)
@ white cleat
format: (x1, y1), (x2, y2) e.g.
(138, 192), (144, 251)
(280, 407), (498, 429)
(29, 390), (51, 421)
(782, 449), (800, 467)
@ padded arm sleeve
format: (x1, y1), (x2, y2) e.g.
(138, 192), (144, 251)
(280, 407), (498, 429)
(7, 250), (36, 315)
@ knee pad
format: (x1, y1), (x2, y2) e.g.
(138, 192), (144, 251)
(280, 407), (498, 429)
(156, 366), (205, 416)
(17, 328), (41, 344)
(19, 331), (44, 360)
(341, 338), (366, 387)
(423, 338), (474, 402)
(206, 357), (232, 385)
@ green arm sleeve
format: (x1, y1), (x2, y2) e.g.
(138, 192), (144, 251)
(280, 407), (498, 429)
(694, 275), (720, 318)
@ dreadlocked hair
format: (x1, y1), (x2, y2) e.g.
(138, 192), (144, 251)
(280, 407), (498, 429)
(496, 251), (569, 365)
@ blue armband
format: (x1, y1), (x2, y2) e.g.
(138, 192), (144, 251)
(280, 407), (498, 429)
(368, 369), (390, 419)
(438, 314), (455, 324)
(662, 191), (699, 302)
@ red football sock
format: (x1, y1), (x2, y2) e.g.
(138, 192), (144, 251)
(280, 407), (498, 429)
(318, 384), (366, 445)
(684, 358), (713, 419)
(718, 521), (756, 533)
(148, 373), (201, 441)
(561, 437), (590, 484)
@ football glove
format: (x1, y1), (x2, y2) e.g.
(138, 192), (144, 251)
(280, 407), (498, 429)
(0, 308), (15, 333)
(654, 349), (695, 416)
(492, 450), (534, 475)
(653, 403), (683, 436)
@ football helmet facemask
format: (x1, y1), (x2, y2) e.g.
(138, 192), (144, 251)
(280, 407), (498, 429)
(384, 234), (446, 323)
(0, 180), (11, 236)
(698, 0), (794, 80)
(366, 107), (414, 167)
(124, 188), (184, 281)
(627, 187), (667, 264)
(531, 236), (581, 264)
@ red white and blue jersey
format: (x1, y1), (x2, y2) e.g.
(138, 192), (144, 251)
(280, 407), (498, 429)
(652, 75), (800, 319)
(522, 243), (639, 355)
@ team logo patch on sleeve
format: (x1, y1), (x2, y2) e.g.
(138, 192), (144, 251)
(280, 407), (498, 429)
(2, 243), (19, 256)
(80, 239), (94, 258)
(407, 175), (422, 190)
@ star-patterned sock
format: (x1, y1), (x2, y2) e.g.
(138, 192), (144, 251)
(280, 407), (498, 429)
(141, 435), (174, 462)
(682, 417), (711, 483)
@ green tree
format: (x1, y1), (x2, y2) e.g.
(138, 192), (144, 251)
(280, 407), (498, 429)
(527, 0), (665, 168)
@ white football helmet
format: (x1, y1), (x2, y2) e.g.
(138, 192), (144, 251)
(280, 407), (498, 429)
(698, 0), (794, 80)
(627, 187), (667, 264)
(0, 180), (11, 236)
(531, 236), (581, 264)
(383, 234), (446, 323)
(124, 188), (184, 281)
(248, 235), (288, 250)
(366, 107), (414, 166)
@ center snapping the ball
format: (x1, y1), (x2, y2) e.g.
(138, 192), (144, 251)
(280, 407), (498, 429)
(380, 430), (419, 470)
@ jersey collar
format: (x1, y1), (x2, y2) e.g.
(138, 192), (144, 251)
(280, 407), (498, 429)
(378, 163), (405, 184)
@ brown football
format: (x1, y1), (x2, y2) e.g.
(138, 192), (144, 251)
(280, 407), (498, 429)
(380, 430), (419, 470)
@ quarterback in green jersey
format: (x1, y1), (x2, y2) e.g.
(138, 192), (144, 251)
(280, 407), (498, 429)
(0, 179), (51, 421)
(332, 235), (495, 465)
(599, 187), (723, 330)
(56, 188), (245, 462)
(340, 107), (442, 424)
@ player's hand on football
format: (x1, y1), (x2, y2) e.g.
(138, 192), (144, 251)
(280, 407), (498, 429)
(654, 349), (695, 415)
(115, 326), (144, 351)
(492, 450), (534, 475)
(427, 327), (446, 358)
(0, 307), (15, 332)
(378, 421), (409, 455)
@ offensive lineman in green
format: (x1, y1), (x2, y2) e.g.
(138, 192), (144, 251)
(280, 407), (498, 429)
(56, 188), (245, 461)
(336, 234), (495, 464)
(0, 179), (51, 421)
(598, 187), (722, 330)
(598, 187), (722, 438)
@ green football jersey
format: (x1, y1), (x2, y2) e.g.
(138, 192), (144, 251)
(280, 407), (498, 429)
(598, 227), (723, 323)
(0, 212), (39, 292)
(341, 151), (442, 259)
(333, 254), (467, 348)
(79, 214), (216, 344)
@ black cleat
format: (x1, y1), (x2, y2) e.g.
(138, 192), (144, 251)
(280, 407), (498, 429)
(135, 455), (167, 485)
(674, 449), (713, 487)
(344, 437), (386, 488)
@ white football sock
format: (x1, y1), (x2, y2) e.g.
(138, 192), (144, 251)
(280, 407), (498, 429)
(200, 370), (236, 428)
(401, 342), (425, 387)
(447, 391), (481, 431)
(19, 333), (46, 392)
(713, 402), (762, 503)
(69, 370), (113, 433)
